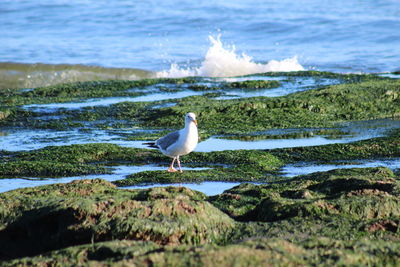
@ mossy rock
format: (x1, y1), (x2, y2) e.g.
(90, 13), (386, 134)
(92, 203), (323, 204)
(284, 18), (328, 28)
(0, 109), (11, 121)
(0, 143), (165, 178)
(210, 167), (400, 221)
(271, 134), (400, 162)
(115, 150), (284, 186)
(0, 179), (235, 260)
(4, 237), (400, 266)
(1, 143), (285, 180)
(0, 167), (399, 265)
(131, 78), (400, 134)
(0, 160), (109, 178)
(1, 72), (399, 136)
(225, 80), (281, 89)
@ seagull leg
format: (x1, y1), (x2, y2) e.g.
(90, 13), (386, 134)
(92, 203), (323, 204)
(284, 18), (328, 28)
(168, 157), (178, 172)
(177, 155), (183, 173)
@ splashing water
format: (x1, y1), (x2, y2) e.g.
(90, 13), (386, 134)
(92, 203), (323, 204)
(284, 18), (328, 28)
(157, 35), (304, 78)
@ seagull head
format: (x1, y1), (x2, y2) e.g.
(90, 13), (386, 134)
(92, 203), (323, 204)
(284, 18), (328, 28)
(185, 112), (197, 126)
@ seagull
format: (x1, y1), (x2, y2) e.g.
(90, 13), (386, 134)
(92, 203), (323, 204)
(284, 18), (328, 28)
(144, 112), (198, 172)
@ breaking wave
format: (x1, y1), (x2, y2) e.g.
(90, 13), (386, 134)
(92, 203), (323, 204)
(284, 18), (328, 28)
(156, 35), (304, 78)
(1, 36), (304, 89)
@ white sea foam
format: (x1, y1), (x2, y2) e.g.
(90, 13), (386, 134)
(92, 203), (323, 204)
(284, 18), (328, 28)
(156, 35), (304, 78)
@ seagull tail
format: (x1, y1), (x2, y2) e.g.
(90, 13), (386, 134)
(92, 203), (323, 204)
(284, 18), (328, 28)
(143, 142), (158, 148)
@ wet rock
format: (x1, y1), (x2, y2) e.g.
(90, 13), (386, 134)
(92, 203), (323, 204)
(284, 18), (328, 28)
(366, 219), (399, 233)
(241, 167), (400, 222)
(0, 179), (234, 260)
(4, 237), (400, 266)
(225, 80), (281, 89)
(0, 167), (399, 265)
(209, 167), (400, 227)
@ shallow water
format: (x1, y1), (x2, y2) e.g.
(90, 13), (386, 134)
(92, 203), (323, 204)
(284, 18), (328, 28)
(124, 182), (242, 196)
(196, 136), (351, 152)
(0, 165), (209, 193)
(1, 118), (398, 152)
(23, 91), (205, 111)
(281, 158), (400, 177)
(0, 128), (130, 151)
(21, 75), (341, 112)
(215, 76), (341, 99)
(196, 118), (400, 152)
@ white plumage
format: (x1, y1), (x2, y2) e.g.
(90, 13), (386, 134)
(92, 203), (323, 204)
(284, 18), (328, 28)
(144, 112), (198, 172)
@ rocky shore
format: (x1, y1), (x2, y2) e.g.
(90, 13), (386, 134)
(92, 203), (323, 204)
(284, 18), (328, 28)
(0, 71), (399, 265)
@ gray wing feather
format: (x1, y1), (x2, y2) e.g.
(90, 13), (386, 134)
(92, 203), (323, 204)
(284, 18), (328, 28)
(156, 131), (180, 150)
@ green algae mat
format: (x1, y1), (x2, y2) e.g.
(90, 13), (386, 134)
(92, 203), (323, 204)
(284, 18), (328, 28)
(0, 71), (400, 265)
(1, 169), (400, 266)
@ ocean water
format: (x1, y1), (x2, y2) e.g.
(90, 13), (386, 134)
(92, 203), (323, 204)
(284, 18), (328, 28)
(1, 0), (400, 88)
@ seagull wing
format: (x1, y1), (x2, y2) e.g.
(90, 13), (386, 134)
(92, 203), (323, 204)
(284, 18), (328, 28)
(156, 130), (180, 151)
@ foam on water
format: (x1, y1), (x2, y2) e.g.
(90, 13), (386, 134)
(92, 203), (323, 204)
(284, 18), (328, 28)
(157, 35), (304, 78)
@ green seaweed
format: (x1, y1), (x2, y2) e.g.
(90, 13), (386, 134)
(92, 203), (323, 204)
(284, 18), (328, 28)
(210, 167), (400, 222)
(1, 71), (398, 137)
(0, 143), (285, 181)
(1, 71), (400, 266)
(0, 168), (400, 265)
(0, 125), (398, 180)
(0, 160), (109, 178)
(0, 179), (235, 260)
(270, 134), (400, 163)
(3, 237), (400, 266)
(225, 80), (281, 89)
(134, 79), (400, 135)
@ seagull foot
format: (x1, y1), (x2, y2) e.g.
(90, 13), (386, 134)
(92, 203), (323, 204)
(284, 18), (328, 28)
(167, 167), (178, 172)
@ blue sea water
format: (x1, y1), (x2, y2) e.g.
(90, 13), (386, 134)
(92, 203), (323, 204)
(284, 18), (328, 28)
(1, 0), (400, 75)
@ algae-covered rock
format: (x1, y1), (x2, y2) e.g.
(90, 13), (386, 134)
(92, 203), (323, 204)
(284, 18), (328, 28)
(0, 160), (109, 178)
(4, 237), (400, 266)
(1, 72), (399, 136)
(0, 143), (135, 178)
(134, 78), (400, 134)
(115, 149), (283, 186)
(0, 71), (399, 266)
(210, 167), (400, 224)
(1, 238), (307, 267)
(0, 109), (11, 121)
(0, 179), (235, 260)
(218, 168), (400, 249)
(225, 80), (281, 89)
(0, 168), (399, 265)
(271, 133), (400, 162)
(0, 143), (284, 181)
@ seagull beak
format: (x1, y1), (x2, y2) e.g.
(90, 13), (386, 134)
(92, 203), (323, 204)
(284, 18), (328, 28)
(193, 119), (198, 126)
